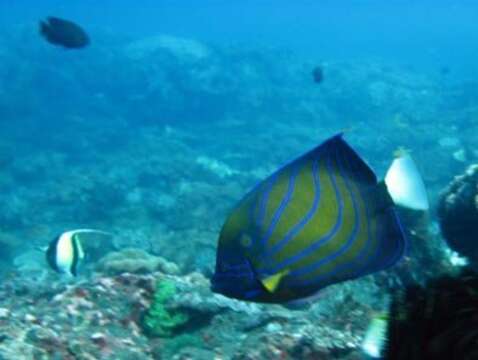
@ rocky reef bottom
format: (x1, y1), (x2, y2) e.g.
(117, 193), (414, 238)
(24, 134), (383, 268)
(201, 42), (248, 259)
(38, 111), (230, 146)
(438, 163), (478, 267)
(0, 250), (380, 360)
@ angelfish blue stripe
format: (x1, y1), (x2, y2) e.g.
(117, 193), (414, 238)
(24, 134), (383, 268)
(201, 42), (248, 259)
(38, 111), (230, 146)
(259, 163), (301, 248)
(338, 148), (381, 278)
(338, 145), (404, 274)
(255, 171), (280, 228)
(261, 157), (321, 261)
(288, 144), (361, 278)
(260, 150), (344, 275)
(291, 151), (404, 288)
(291, 214), (375, 286)
(326, 147), (375, 278)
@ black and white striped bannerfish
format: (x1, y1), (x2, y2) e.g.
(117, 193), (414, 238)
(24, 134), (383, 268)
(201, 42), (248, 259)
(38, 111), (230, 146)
(46, 229), (111, 276)
(211, 134), (429, 304)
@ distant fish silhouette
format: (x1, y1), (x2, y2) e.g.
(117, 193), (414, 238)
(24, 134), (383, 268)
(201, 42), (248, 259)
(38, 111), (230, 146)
(312, 66), (324, 84)
(39, 16), (90, 49)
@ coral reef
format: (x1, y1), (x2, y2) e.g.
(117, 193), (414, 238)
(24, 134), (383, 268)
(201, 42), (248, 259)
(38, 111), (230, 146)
(384, 268), (478, 359)
(438, 164), (478, 265)
(96, 248), (180, 275)
(124, 35), (211, 63)
(0, 263), (380, 359)
(141, 278), (189, 337)
(0, 24), (476, 359)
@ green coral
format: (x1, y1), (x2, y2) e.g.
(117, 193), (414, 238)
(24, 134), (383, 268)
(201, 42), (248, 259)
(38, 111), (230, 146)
(142, 279), (189, 337)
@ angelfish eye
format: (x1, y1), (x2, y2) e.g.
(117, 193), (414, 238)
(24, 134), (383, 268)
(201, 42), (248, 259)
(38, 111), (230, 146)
(240, 234), (252, 248)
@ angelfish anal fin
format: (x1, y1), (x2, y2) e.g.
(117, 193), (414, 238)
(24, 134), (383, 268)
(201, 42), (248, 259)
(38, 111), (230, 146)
(260, 269), (289, 293)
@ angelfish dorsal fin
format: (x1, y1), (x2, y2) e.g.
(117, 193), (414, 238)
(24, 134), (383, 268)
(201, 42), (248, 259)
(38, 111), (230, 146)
(261, 269), (289, 293)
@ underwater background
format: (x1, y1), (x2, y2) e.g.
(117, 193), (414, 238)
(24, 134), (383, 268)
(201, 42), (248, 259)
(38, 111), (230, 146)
(1, 1), (478, 359)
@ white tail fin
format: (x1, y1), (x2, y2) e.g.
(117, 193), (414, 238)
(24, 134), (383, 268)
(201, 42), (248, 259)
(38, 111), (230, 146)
(385, 153), (429, 211)
(361, 314), (388, 358)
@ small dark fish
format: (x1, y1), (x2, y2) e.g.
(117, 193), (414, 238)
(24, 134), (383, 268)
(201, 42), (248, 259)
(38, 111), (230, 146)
(211, 134), (428, 304)
(312, 66), (324, 84)
(39, 16), (90, 49)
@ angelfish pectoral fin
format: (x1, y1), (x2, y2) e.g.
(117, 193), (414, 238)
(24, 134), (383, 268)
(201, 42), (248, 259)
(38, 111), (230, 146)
(260, 269), (289, 293)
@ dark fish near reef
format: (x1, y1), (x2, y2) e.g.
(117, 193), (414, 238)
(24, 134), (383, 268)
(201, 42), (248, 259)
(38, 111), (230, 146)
(46, 229), (111, 276)
(39, 17), (90, 49)
(312, 66), (324, 84)
(362, 269), (478, 359)
(211, 134), (429, 303)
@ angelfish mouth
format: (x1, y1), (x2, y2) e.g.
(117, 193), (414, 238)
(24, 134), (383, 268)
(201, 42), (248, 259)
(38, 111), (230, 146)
(210, 274), (243, 295)
(210, 274), (225, 293)
(210, 280), (219, 293)
(210, 273), (264, 301)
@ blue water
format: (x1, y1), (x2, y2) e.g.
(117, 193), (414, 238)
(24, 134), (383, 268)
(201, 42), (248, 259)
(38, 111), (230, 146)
(0, 1), (477, 358)
(2, 1), (478, 74)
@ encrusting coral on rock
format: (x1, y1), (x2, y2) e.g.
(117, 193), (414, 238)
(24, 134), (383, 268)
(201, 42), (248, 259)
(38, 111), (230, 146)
(96, 248), (180, 275)
(0, 251), (376, 359)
